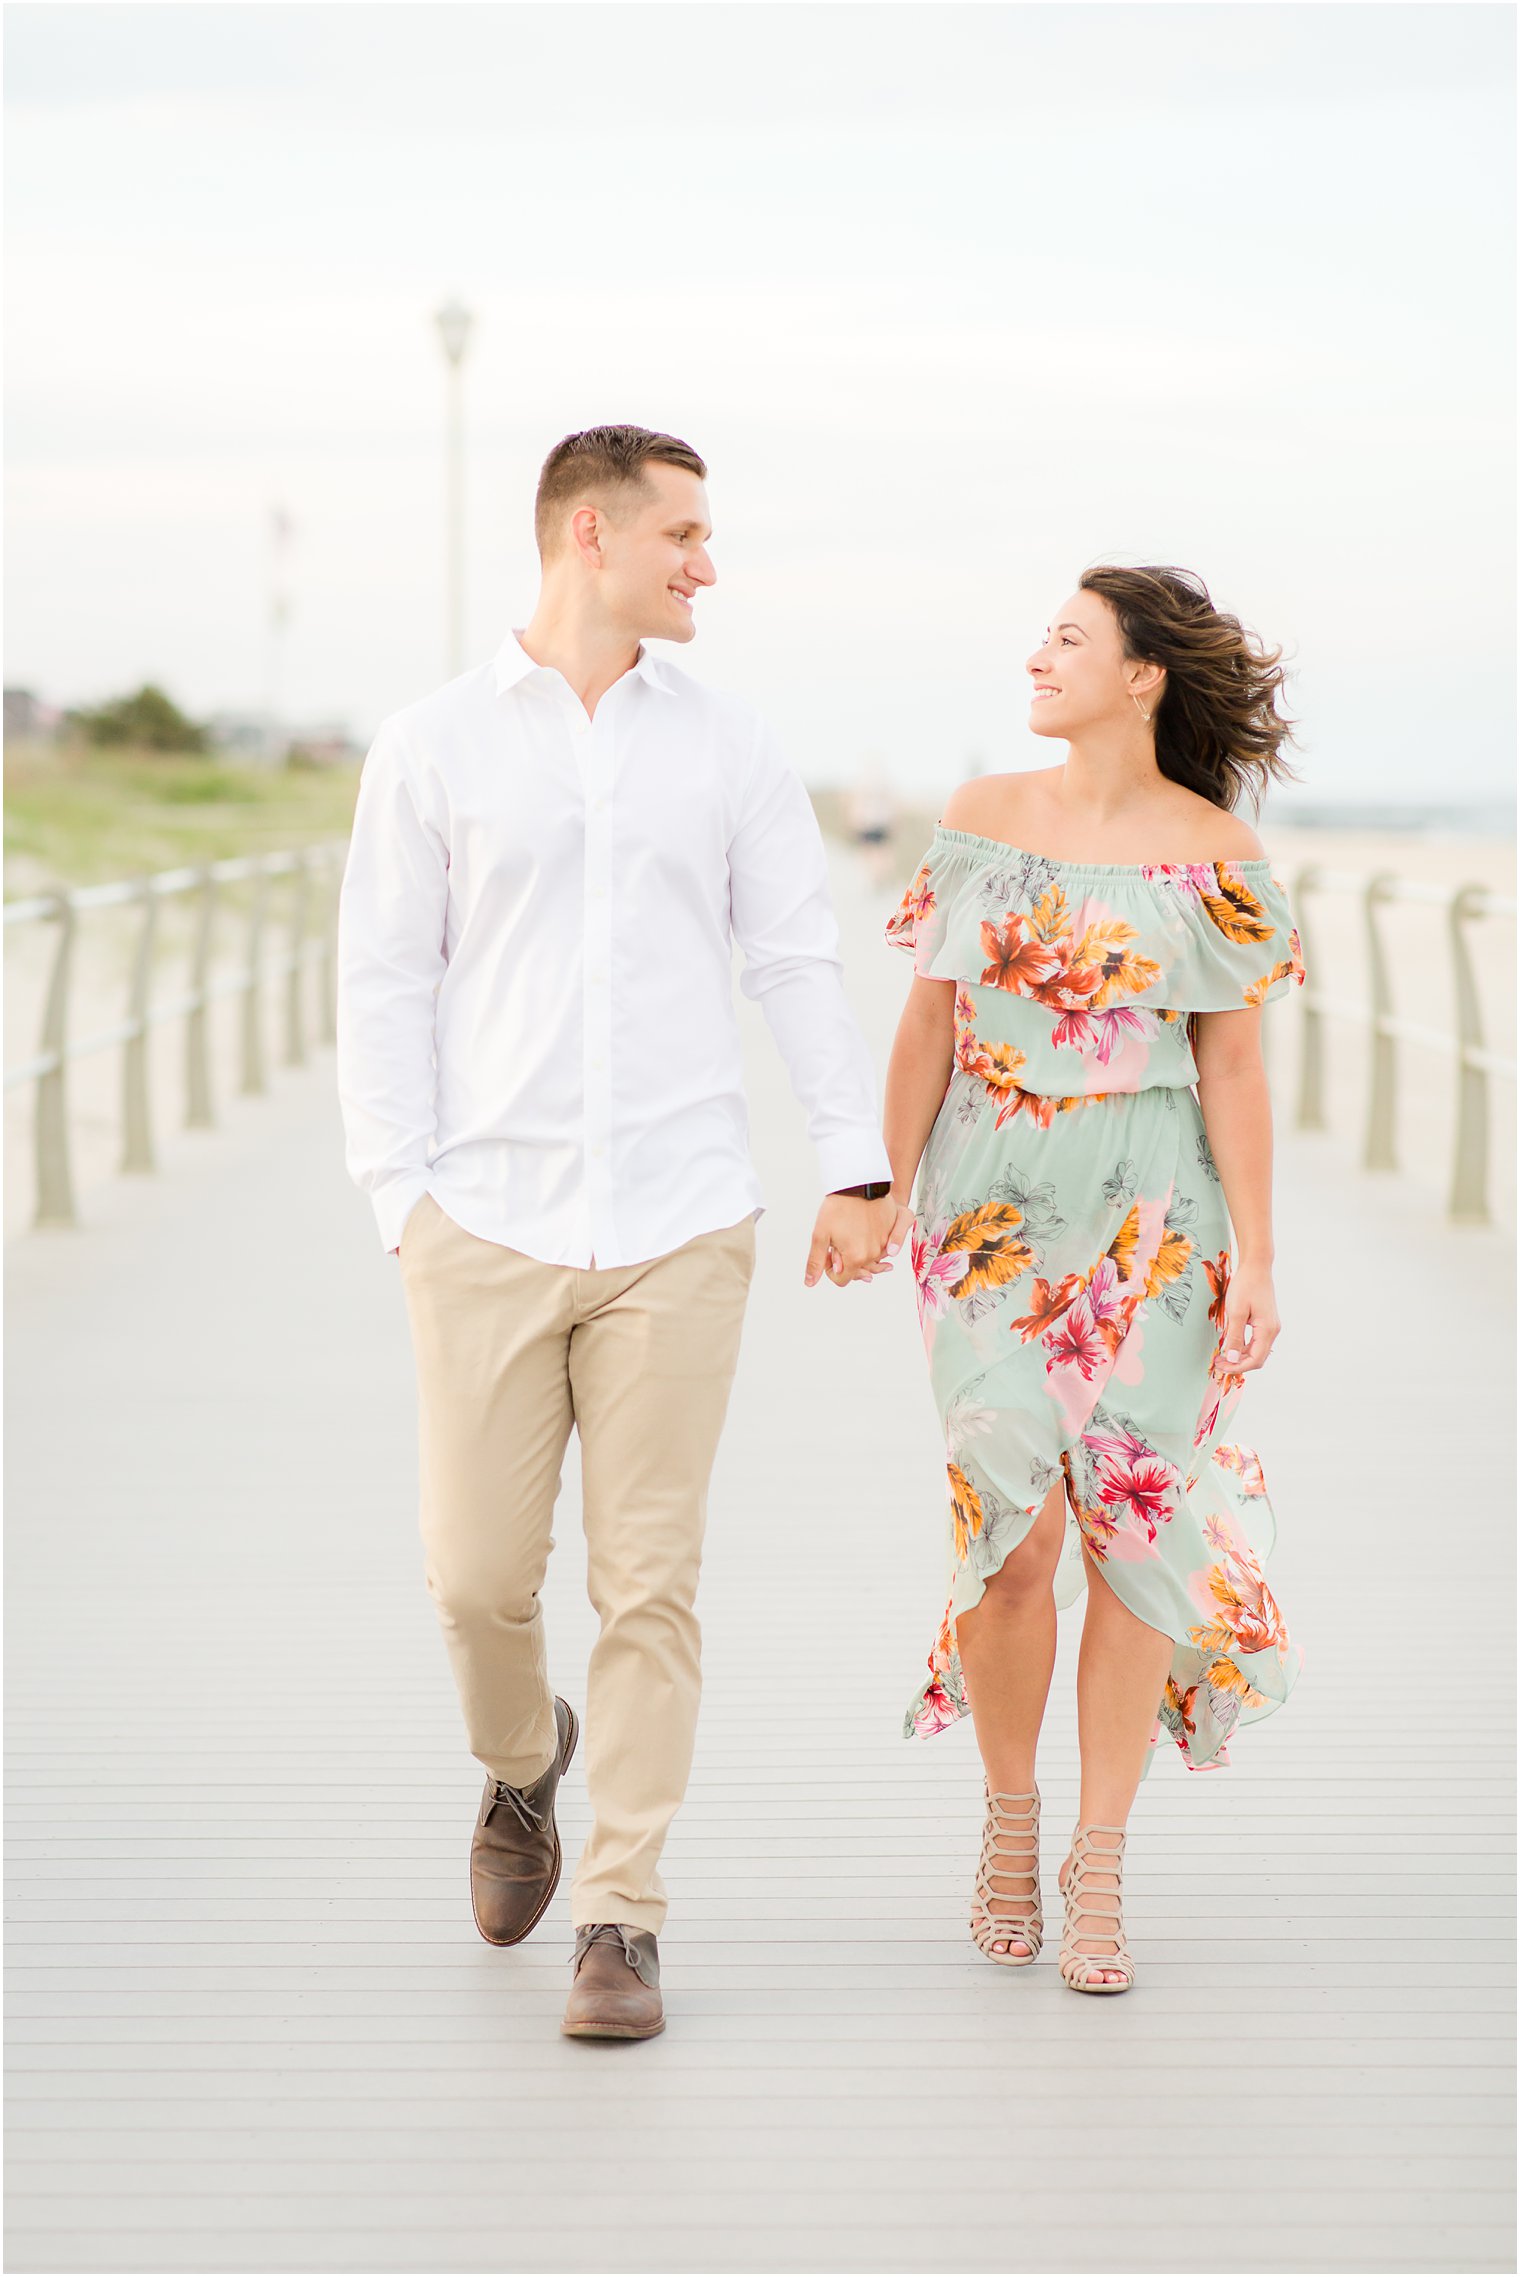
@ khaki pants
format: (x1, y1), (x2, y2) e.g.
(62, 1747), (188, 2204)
(397, 1193), (755, 1933)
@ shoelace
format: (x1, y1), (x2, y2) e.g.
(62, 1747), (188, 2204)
(575, 1923), (636, 1965)
(482, 1780), (547, 1835)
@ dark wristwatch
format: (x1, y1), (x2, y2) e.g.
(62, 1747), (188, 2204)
(831, 1181), (894, 1200)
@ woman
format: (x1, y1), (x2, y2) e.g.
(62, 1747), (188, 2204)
(883, 565), (1305, 1994)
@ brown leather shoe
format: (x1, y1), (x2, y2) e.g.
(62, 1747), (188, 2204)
(561, 1924), (664, 2040)
(469, 1697), (579, 1947)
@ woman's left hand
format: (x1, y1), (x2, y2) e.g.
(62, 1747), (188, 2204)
(1218, 1263), (1280, 1375)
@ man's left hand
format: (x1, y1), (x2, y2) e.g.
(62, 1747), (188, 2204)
(804, 1194), (910, 1289)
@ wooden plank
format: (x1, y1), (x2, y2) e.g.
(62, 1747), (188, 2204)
(5, 853), (1514, 2275)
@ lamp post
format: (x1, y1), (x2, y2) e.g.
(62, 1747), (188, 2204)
(265, 502), (294, 761)
(434, 297), (474, 677)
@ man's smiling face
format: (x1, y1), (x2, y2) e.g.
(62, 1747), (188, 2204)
(599, 462), (715, 644)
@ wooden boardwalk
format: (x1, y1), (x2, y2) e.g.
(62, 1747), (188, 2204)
(6, 852), (1515, 2276)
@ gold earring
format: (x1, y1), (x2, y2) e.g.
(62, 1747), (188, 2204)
(1132, 691), (1151, 724)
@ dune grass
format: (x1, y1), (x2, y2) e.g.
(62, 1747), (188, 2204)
(4, 740), (361, 893)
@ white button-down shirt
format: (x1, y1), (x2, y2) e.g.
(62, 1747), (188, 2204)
(335, 632), (892, 1266)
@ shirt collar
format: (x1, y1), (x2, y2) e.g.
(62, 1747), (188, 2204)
(492, 630), (672, 698)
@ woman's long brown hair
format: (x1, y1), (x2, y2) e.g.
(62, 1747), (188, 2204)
(1079, 564), (1299, 814)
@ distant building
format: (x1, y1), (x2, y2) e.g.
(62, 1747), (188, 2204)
(206, 709), (284, 763)
(4, 687), (62, 743)
(286, 727), (364, 768)
(206, 710), (362, 768)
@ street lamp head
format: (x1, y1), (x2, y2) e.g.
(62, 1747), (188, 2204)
(434, 297), (474, 366)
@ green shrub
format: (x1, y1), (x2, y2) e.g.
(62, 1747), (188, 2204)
(71, 684), (208, 754)
(159, 766), (260, 805)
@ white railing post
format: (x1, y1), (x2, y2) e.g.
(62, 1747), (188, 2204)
(34, 896), (78, 1228)
(120, 880), (159, 1174)
(1362, 873), (1399, 1173)
(239, 866), (270, 1096)
(185, 865), (218, 1130)
(317, 847), (339, 1046)
(284, 850), (309, 1069)
(1449, 884), (1492, 1226)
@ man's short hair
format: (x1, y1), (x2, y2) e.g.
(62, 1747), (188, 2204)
(534, 425), (707, 556)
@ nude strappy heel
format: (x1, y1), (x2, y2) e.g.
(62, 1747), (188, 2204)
(969, 1785), (1043, 1966)
(1057, 1823), (1135, 1993)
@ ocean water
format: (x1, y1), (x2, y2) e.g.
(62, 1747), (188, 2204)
(1263, 794), (1516, 840)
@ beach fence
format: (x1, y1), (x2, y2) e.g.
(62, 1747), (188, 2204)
(1291, 862), (1516, 1224)
(2, 826), (1514, 1234)
(3, 841), (346, 1232)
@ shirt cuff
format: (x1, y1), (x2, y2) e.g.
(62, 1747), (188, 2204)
(815, 1132), (894, 1196)
(372, 1177), (432, 1254)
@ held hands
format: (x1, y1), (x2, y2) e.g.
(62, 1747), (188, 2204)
(1216, 1260), (1280, 1375)
(804, 1193), (912, 1289)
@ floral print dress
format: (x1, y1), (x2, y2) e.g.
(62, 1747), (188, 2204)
(887, 826), (1307, 1774)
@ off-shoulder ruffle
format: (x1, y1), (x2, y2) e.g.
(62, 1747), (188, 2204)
(887, 827), (1305, 1016)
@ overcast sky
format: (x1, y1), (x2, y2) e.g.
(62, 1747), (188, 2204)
(4, 1), (1514, 809)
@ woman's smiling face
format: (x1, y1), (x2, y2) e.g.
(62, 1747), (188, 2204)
(1026, 588), (1160, 738)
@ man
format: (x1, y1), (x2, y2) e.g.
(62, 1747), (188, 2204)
(336, 425), (905, 2040)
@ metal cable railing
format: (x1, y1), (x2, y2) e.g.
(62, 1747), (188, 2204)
(4, 840), (346, 1228)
